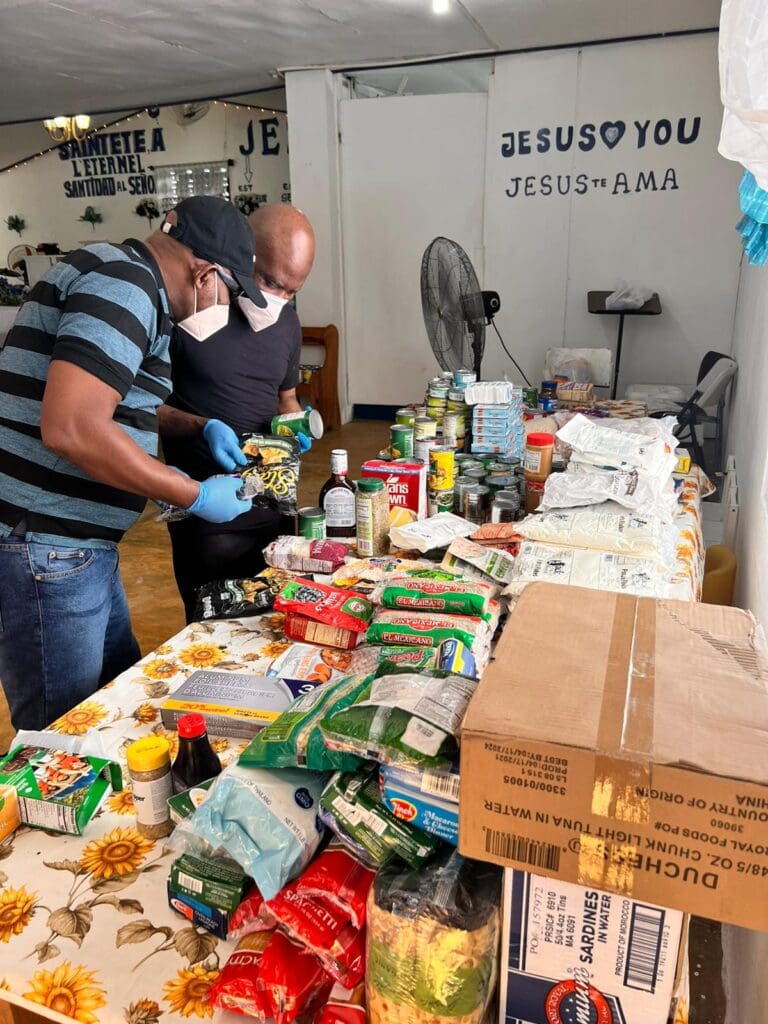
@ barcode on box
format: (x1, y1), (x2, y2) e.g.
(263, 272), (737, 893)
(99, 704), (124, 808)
(176, 872), (204, 895)
(624, 904), (665, 993)
(483, 828), (561, 871)
(421, 771), (460, 802)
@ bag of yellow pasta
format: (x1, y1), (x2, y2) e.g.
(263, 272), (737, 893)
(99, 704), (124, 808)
(366, 849), (501, 1024)
(239, 433), (301, 515)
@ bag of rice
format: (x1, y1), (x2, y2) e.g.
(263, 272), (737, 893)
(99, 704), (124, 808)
(264, 536), (349, 574)
(167, 763), (328, 900)
(515, 504), (678, 564)
(373, 574), (497, 620)
(321, 767), (439, 868)
(321, 672), (476, 769)
(556, 413), (677, 478)
(238, 674), (373, 772)
(366, 849), (501, 1024)
(539, 467), (679, 522)
(440, 535), (517, 585)
(506, 541), (674, 598)
(389, 512), (476, 553)
(366, 609), (490, 652)
(275, 579), (373, 632)
(375, 639), (477, 680)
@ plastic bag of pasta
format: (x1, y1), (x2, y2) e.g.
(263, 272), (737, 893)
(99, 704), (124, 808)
(239, 433), (301, 515)
(321, 671), (477, 769)
(366, 849), (502, 1024)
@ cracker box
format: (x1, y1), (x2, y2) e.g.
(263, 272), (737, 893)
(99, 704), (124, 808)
(0, 745), (122, 836)
(361, 460), (427, 521)
(500, 870), (686, 1024)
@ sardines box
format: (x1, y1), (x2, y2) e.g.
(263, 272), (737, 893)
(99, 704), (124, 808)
(161, 670), (327, 738)
(500, 870), (685, 1024)
(170, 853), (250, 913)
(361, 460), (427, 521)
(459, 583), (768, 931)
(0, 745), (122, 836)
(380, 762), (460, 845)
(167, 881), (231, 939)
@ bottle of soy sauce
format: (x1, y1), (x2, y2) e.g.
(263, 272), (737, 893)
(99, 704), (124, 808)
(171, 713), (222, 794)
(319, 448), (357, 538)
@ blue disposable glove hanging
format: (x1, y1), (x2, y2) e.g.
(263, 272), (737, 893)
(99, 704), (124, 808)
(296, 406), (314, 453)
(187, 476), (252, 523)
(203, 419), (247, 472)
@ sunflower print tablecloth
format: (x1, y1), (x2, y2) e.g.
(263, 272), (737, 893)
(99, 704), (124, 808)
(0, 615), (377, 1024)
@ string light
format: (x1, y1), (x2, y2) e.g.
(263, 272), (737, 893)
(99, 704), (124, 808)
(0, 101), (286, 177)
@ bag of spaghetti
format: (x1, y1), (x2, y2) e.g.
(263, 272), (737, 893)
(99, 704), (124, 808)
(321, 671), (477, 769)
(367, 849), (502, 1024)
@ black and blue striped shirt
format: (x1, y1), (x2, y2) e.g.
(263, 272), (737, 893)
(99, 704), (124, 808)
(0, 239), (172, 546)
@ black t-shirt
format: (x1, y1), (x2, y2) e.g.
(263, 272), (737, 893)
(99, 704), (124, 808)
(163, 301), (301, 530)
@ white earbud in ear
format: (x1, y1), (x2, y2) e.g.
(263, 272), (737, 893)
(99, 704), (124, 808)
(162, 222), (172, 234)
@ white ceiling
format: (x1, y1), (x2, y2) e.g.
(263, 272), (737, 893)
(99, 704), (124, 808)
(0, 0), (721, 124)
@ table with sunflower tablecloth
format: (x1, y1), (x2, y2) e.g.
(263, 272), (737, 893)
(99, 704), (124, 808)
(0, 613), (377, 1024)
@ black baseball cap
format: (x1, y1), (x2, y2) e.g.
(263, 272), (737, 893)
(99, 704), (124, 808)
(164, 195), (266, 307)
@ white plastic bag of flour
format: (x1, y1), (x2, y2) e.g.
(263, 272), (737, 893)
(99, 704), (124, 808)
(505, 541), (673, 598)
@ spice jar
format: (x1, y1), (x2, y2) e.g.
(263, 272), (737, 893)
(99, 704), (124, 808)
(126, 737), (173, 839)
(356, 478), (390, 556)
(523, 432), (555, 483)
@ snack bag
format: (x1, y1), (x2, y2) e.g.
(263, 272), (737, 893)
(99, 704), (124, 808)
(321, 767), (439, 868)
(258, 929), (334, 1024)
(296, 842), (376, 929)
(366, 850), (502, 1024)
(317, 982), (366, 1024)
(267, 881), (366, 988)
(238, 674), (372, 772)
(240, 434), (301, 516)
(374, 574), (497, 619)
(228, 885), (277, 942)
(193, 568), (303, 622)
(264, 536), (349, 574)
(366, 609), (490, 651)
(330, 557), (432, 594)
(209, 931), (274, 1019)
(275, 580), (374, 633)
(321, 672), (476, 769)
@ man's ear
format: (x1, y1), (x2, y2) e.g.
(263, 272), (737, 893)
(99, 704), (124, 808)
(191, 259), (216, 288)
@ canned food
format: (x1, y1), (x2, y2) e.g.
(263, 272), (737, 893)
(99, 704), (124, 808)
(524, 387), (539, 409)
(297, 506), (326, 539)
(428, 381), (449, 400)
(463, 466), (486, 483)
(491, 494), (519, 523)
(453, 368), (477, 388)
(447, 388), (466, 403)
(414, 416), (437, 441)
(427, 487), (454, 516)
(414, 438), (438, 464)
(442, 412), (463, 448)
(462, 485), (490, 524)
(499, 455), (522, 469)
(454, 453), (475, 467)
(428, 447), (455, 491)
(271, 408), (325, 439)
(425, 395), (448, 409)
(486, 462), (509, 477)
(539, 397), (558, 413)
(461, 459), (485, 473)
(395, 407), (415, 427)
(414, 405), (427, 417)
(389, 424), (414, 459)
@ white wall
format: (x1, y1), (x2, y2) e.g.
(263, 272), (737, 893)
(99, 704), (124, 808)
(483, 33), (743, 389)
(339, 92), (488, 407)
(0, 102), (289, 253)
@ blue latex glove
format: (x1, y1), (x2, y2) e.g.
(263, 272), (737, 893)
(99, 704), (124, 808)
(203, 419), (247, 473)
(296, 431), (312, 453)
(187, 476), (252, 523)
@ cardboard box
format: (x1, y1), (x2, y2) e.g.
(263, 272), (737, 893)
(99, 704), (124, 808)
(161, 670), (327, 738)
(168, 778), (215, 824)
(459, 583), (768, 931)
(167, 881), (232, 939)
(0, 745), (122, 835)
(170, 853), (250, 912)
(361, 460), (427, 521)
(380, 762), (460, 844)
(500, 870), (685, 1024)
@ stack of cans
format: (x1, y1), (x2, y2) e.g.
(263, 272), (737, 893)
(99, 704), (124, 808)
(470, 388), (524, 458)
(423, 369), (475, 454)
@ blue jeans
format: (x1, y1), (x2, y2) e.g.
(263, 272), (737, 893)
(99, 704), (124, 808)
(0, 538), (140, 731)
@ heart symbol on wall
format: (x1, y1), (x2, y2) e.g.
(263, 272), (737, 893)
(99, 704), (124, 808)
(600, 121), (626, 148)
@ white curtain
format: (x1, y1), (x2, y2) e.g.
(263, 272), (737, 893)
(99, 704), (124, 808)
(719, 0), (768, 186)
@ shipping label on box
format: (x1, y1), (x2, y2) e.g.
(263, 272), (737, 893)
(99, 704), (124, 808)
(361, 460), (427, 521)
(500, 870), (684, 1024)
(459, 584), (768, 931)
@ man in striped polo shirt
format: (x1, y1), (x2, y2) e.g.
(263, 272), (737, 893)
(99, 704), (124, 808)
(0, 196), (266, 730)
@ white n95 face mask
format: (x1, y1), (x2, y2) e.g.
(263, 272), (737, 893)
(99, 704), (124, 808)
(238, 290), (288, 334)
(177, 276), (229, 342)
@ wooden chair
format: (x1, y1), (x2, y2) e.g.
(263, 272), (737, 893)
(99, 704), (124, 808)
(298, 324), (341, 431)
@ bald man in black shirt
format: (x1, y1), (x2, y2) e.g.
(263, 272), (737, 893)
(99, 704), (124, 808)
(159, 205), (316, 620)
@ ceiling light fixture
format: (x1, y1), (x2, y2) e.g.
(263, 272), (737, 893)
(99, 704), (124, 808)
(432, 0), (450, 12)
(43, 114), (91, 143)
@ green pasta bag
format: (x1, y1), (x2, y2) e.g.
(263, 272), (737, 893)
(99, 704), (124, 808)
(239, 674), (373, 772)
(321, 671), (477, 769)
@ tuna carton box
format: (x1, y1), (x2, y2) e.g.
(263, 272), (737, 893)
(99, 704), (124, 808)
(499, 869), (685, 1024)
(361, 459), (427, 521)
(459, 583), (768, 931)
